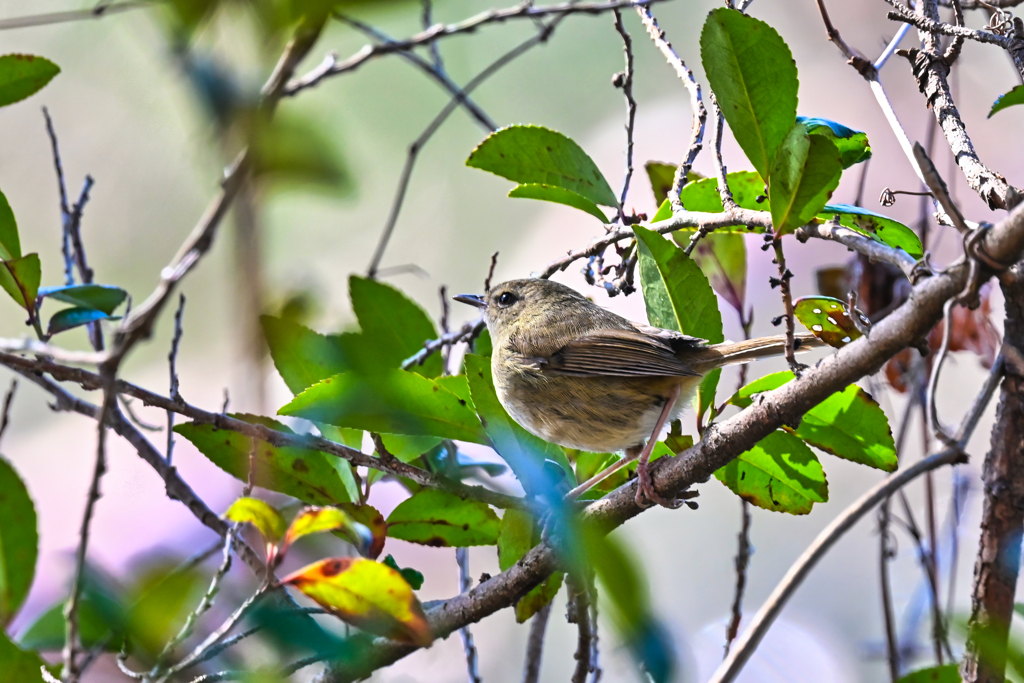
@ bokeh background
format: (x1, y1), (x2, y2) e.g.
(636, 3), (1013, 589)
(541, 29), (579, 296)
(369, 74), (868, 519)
(1, 0), (1023, 681)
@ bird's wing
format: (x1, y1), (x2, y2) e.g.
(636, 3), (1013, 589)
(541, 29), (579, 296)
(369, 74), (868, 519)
(543, 328), (703, 377)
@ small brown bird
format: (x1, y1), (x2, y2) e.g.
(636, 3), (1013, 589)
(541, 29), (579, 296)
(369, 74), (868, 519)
(455, 278), (824, 508)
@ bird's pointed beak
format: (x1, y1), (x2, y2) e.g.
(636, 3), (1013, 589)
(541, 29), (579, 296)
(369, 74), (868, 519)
(453, 293), (487, 309)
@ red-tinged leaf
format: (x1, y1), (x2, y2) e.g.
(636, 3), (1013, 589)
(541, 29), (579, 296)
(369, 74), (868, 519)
(282, 507), (372, 557)
(336, 503), (387, 559)
(280, 557), (432, 647)
(794, 296), (866, 348)
(224, 497), (286, 544)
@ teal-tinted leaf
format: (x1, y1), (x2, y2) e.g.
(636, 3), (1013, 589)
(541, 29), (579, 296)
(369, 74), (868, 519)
(280, 369), (487, 444)
(730, 371), (896, 472)
(381, 555), (424, 590)
(385, 489), (499, 547)
(690, 233), (746, 313)
(498, 508), (563, 622)
(797, 116), (872, 168)
(769, 127), (842, 236)
(349, 276), (440, 377)
(250, 111), (352, 192)
(794, 296), (864, 348)
(0, 190), (18, 261)
(378, 434), (442, 463)
(46, 307), (119, 336)
(508, 183), (608, 222)
(0, 254), (40, 312)
(0, 456), (36, 626)
(635, 226), (724, 416)
(18, 567), (126, 652)
(466, 125), (618, 207)
(1, 631), (57, 682)
(175, 414), (356, 505)
(124, 561), (206, 657)
(989, 84), (1024, 117)
(464, 354), (573, 493)
(896, 664), (961, 683)
(700, 9), (798, 179)
(817, 204), (923, 258)
(262, 315), (350, 394)
(36, 284), (127, 315)
(714, 430), (828, 514)
(0, 55), (59, 108)
(678, 171), (766, 213)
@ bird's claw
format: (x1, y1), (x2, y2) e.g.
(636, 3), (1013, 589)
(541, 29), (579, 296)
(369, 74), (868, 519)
(635, 464), (683, 509)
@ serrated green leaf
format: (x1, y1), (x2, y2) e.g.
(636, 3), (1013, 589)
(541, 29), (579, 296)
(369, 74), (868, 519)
(715, 430), (828, 514)
(280, 370), (486, 443)
(651, 198), (673, 223)
(36, 284), (127, 314)
(498, 509), (563, 622)
(466, 125), (618, 207)
(385, 489), (499, 547)
(0, 456), (36, 626)
(769, 127), (842, 236)
(175, 414), (356, 505)
(508, 183), (608, 222)
(224, 497), (286, 543)
(678, 171), (766, 213)
(701, 9), (798, 179)
(464, 354), (573, 494)
(794, 296), (864, 348)
(378, 434), (442, 463)
(730, 371), (896, 472)
(0, 254), (40, 312)
(895, 664), (961, 683)
(817, 204), (923, 258)
(46, 307), (119, 337)
(797, 116), (872, 168)
(989, 84), (1024, 117)
(0, 190), (19, 261)
(0, 55), (59, 108)
(349, 276), (440, 377)
(262, 315), (350, 394)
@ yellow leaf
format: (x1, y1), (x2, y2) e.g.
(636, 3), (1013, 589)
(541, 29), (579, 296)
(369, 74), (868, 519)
(281, 558), (432, 647)
(281, 506), (371, 556)
(224, 497), (286, 544)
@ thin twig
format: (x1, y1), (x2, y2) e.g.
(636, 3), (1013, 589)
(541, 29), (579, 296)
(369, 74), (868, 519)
(0, 0), (151, 30)
(813, 0), (878, 77)
(402, 319), (485, 369)
(724, 499), (751, 656)
(683, 92), (732, 256)
(913, 142), (969, 235)
(167, 294), (185, 464)
(927, 299), (959, 445)
(886, 0), (1015, 48)
(771, 238), (802, 375)
(0, 378), (16, 449)
(612, 9), (636, 219)
(571, 589), (593, 683)
(522, 601), (553, 683)
(118, 395), (163, 432)
(635, 5), (705, 211)
(456, 547), (482, 683)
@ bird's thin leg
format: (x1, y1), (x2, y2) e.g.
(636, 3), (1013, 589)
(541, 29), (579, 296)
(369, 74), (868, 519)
(635, 384), (683, 509)
(565, 446), (644, 500)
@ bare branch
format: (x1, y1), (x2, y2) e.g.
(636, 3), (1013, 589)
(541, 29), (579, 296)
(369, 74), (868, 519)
(0, 378), (16, 449)
(724, 499), (751, 656)
(521, 602), (553, 683)
(0, 0), (151, 31)
(612, 9), (637, 218)
(167, 294), (185, 464)
(771, 238), (802, 375)
(456, 547), (482, 683)
(795, 220), (922, 280)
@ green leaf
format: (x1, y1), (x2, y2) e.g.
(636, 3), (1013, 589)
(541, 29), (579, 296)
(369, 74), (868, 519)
(645, 162), (677, 205)
(385, 489), (500, 547)
(896, 664), (961, 683)
(378, 434), (442, 463)
(381, 555), (424, 590)
(678, 171), (766, 213)
(635, 225), (724, 414)
(0, 190), (19, 261)
(36, 284), (127, 314)
(690, 233), (746, 313)
(250, 111), (352, 192)
(768, 127), (843, 236)
(730, 371), (896, 472)
(715, 430), (828, 514)
(175, 414), (356, 505)
(0, 55), (60, 108)
(797, 116), (872, 168)
(466, 125), (618, 207)
(126, 561), (206, 656)
(262, 315), (350, 394)
(794, 296), (864, 348)
(464, 354), (573, 493)
(349, 276), (440, 377)
(280, 370), (487, 444)
(0, 456), (37, 626)
(817, 204), (924, 258)
(224, 497), (286, 543)
(700, 9), (798, 179)
(281, 557), (432, 646)
(498, 509), (563, 622)
(651, 198), (673, 223)
(508, 183), (608, 222)
(989, 84), (1024, 117)
(46, 307), (119, 337)
(0, 254), (40, 312)
(1, 631), (57, 683)
(18, 567), (126, 652)
(472, 328), (492, 357)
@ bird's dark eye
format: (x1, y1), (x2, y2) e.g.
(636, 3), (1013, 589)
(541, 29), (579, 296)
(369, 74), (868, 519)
(496, 291), (518, 308)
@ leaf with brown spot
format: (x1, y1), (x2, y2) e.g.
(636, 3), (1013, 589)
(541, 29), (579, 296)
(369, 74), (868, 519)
(281, 507), (372, 557)
(794, 296), (865, 348)
(385, 489), (499, 547)
(336, 504), (387, 559)
(280, 558), (432, 647)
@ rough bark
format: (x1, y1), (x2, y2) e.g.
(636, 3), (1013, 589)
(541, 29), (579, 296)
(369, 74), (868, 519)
(962, 265), (1024, 683)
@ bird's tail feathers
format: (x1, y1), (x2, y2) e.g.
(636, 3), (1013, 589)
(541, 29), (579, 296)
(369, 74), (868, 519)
(690, 334), (825, 372)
